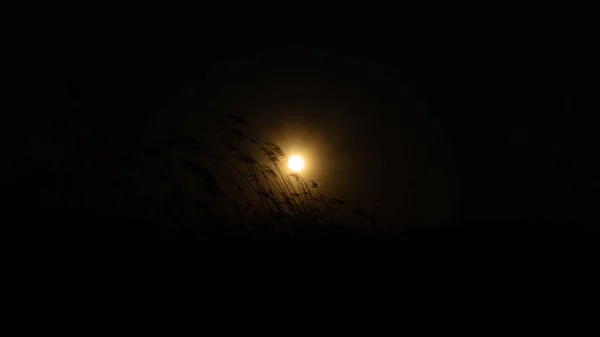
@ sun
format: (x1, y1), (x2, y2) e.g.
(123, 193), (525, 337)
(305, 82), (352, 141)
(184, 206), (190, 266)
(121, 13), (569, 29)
(288, 156), (305, 172)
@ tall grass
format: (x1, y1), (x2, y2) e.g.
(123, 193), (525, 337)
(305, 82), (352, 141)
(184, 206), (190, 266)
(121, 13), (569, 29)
(146, 113), (387, 238)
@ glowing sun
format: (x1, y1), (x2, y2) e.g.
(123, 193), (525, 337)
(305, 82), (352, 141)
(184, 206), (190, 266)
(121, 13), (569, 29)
(288, 156), (305, 172)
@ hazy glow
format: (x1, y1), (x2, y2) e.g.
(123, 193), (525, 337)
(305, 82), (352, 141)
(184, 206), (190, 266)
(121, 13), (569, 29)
(288, 156), (305, 172)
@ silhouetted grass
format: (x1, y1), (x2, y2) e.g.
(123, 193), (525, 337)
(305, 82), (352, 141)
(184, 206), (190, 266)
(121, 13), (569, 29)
(134, 113), (388, 240)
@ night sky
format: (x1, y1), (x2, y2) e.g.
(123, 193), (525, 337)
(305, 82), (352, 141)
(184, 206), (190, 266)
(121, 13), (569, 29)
(6, 3), (599, 238)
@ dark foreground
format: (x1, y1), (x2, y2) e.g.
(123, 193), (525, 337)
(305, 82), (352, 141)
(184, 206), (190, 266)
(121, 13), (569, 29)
(14, 207), (597, 265)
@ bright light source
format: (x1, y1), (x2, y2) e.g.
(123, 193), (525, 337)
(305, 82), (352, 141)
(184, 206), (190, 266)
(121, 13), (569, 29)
(288, 156), (305, 172)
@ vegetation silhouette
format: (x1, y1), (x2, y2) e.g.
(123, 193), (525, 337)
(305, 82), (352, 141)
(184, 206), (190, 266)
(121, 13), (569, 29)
(129, 114), (389, 242)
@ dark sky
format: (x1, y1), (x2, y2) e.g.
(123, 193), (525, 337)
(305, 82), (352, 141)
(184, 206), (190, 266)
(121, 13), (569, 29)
(7, 3), (599, 227)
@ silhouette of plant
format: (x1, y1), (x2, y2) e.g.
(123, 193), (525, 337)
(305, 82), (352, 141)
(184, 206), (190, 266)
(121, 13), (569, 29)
(135, 113), (387, 239)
